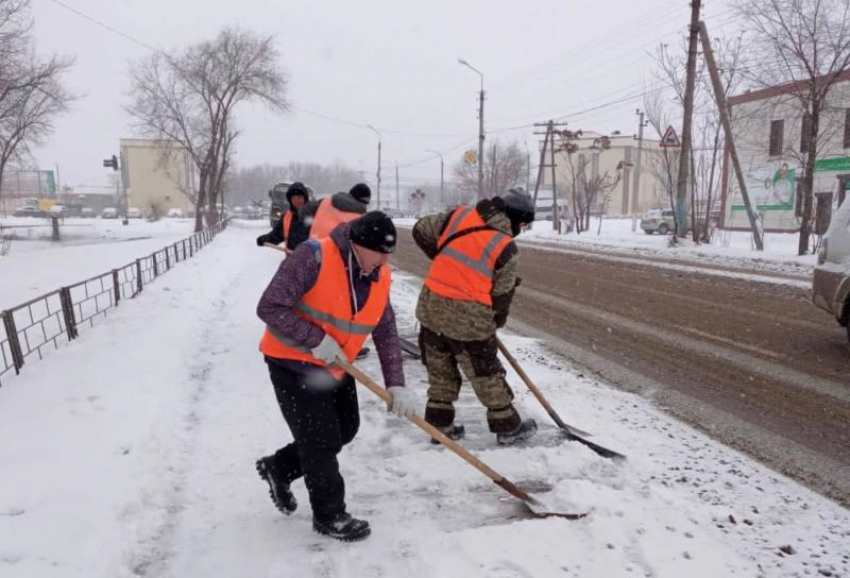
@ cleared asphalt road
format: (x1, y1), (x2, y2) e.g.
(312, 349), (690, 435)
(393, 227), (850, 508)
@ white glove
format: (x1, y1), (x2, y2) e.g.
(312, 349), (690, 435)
(387, 386), (417, 418)
(311, 334), (343, 365)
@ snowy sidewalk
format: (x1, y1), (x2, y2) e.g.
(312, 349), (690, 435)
(1, 227), (848, 577)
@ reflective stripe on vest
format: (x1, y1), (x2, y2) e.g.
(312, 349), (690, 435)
(423, 206), (511, 306)
(259, 237), (391, 377)
(309, 198), (361, 240)
(294, 302), (380, 335)
(281, 211), (293, 239)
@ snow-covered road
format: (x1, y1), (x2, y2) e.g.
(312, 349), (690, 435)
(1, 225), (848, 577)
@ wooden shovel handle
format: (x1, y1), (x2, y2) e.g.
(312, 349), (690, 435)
(336, 357), (531, 502)
(496, 337), (556, 415)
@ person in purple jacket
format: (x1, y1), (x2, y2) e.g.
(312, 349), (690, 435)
(255, 211), (414, 542)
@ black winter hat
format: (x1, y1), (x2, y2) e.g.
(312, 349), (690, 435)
(349, 183), (371, 205)
(286, 182), (309, 203)
(501, 188), (535, 237)
(349, 211), (396, 254)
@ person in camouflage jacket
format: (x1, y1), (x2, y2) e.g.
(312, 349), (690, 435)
(413, 189), (538, 445)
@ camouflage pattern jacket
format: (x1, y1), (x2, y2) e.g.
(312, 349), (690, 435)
(413, 198), (519, 342)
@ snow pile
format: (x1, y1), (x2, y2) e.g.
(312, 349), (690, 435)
(0, 227), (847, 577)
(393, 216), (816, 279)
(1, 218), (196, 310)
(522, 217), (815, 273)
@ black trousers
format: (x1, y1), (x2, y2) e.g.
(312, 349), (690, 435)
(265, 361), (360, 520)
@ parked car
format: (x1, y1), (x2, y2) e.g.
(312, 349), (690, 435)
(812, 199), (850, 346)
(101, 207), (120, 219)
(167, 208), (185, 218)
(80, 207), (96, 218)
(48, 205), (67, 218)
(13, 205), (47, 218)
(641, 208), (692, 235)
(127, 207), (142, 219)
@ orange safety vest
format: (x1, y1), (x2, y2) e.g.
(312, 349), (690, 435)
(281, 211), (293, 240)
(309, 197), (361, 240)
(423, 205), (512, 306)
(259, 237), (391, 378)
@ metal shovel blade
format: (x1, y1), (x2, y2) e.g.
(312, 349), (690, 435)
(524, 493), (589, 520)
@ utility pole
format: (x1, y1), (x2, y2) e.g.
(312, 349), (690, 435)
(368, 125), (382, 208)
(550, 124), (559, 232)
(675, 0), (701, 238)
(491, 143), (498, 194)
(478, 86), (485, 199)
(698, 20), (763, 250)
(532, 120), (569, 231)
(631, 109), (646, 214)
(459, 58), (485, 199)
(426, 149), (444, 207)
(439, 157), (444, 207)
(395, 161), (400, 210)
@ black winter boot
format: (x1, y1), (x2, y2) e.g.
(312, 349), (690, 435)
(256, 457), (297, 515)
(496, 419), (538, 446)
(429, 423), (465, 445)
(313, 512), (371, 542)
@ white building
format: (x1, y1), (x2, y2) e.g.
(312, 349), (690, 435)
(120, 139), (196, 217)
(722, 71), (850, 232)
(539, 132), (670, 218)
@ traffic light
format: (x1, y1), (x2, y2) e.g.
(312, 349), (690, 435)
(102, 155), (118, 171)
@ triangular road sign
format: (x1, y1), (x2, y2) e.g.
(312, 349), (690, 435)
(660, 125), (681, 148)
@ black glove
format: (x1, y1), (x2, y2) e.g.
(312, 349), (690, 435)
(514, 276), (522, 288)
(495, 313), (508, 328)
(256, 234), (268, 247)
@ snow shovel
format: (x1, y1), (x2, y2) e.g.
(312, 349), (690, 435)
(399, 337), (421, 359)
(263, 242), (292, 255)
(337, 358), (587, 521)
(496, 338), (626, 462)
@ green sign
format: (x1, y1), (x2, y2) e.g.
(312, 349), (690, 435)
(815, 156), (850, 172)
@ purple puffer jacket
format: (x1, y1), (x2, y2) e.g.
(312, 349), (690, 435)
(257, 222), (405, 388)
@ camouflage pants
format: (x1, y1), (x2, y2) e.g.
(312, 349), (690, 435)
(419, 326), (521, 433)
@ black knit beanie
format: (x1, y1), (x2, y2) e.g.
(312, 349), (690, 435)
(349, 183), (371, 205)
(286, 182), (309, 203)
(349, 211), (396, 254)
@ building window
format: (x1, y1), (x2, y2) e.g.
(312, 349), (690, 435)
(769, 119), (784, 156)
(844, 109), (850, 149)
(800, 112), (811, 154)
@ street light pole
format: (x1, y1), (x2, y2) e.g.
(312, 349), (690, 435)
(426, 149), (444, 207)
(458, 58), (485, 200)
(367, 124), (382, 208)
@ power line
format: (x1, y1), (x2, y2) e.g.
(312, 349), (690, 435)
(47, 0), (164, 56)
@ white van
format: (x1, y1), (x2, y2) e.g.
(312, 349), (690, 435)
(812, 199), (850, 345)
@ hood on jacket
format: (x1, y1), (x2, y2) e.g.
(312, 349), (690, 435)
(330, 192), (368, 215)
(475, 197), (513, 237)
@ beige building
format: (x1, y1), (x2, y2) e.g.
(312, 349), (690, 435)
(120, 139), (196, 216)
(540, 132), (668, 217)
(722, 72), (850, 232)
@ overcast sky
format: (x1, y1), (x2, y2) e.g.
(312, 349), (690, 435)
(30, 0), (740, 193)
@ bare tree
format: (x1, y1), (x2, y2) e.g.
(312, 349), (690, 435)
(227, 160), (362, 207)
(737, 0), (850, 254)
(127, 27), (289, 231)
(644, 90), (681, 219)
(0, 0), (74, 207)
(453, 140), (527, 200)
(647, 36), (746, 243)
